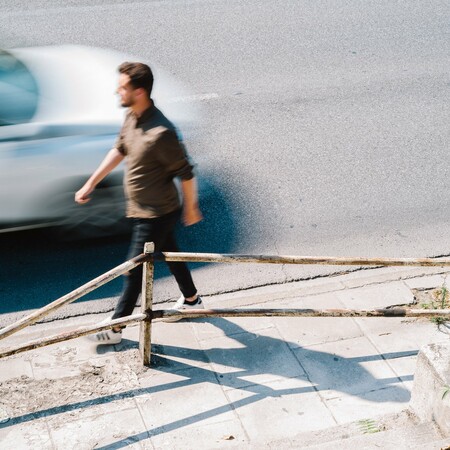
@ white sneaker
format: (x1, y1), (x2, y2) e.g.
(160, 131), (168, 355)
(164, 295), (204, 322)
(87, 318), (122, 344)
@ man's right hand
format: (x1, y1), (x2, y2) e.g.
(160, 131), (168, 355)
(75, 184), (94, 204)
(74, 148), (125, 205)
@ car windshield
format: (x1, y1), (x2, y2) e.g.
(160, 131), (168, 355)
(0, 50), (39, 126)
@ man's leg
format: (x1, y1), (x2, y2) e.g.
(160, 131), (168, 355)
(148, 208), (198, 300)
(112, 209), (197, 320)
(163, 231), (197, 300)
(88, 220), (147, 341)
(111, 219), (151, 320)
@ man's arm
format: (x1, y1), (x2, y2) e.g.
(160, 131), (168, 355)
(181, 177), (203, 226)
(75, 148), (124, 204)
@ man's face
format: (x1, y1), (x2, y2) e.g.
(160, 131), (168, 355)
(117, 74), (136, 107)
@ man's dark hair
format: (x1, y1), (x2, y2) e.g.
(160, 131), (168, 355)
(118, 62), (154, 96)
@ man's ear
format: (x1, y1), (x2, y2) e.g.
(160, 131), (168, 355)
(135, 87), (146, 99)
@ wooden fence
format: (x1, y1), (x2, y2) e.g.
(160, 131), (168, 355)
(1, 243), (450, 365)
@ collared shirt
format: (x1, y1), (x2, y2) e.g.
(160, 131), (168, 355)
(115, 103), (194, 219)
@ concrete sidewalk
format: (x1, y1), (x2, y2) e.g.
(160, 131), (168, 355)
(1, 266), (450, 449)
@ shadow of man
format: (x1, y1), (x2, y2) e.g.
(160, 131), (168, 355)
(93, 316), (412, 448)
(151, 317), (411, 400)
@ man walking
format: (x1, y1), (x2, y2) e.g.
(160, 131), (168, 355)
(75, 62), (203, 344)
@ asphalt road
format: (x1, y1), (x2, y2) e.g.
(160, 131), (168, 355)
(1, 0), (449, 320)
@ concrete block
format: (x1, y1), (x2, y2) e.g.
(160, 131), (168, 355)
(226, 377), (336, 443)
(200, 326), (306, 390)
(409, 342), (450, 436)
(292, 336), (407, 401)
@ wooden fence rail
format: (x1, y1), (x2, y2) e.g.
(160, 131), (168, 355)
(0, 314), (146, 359)
(0, 253), (150, 341)
(1, 245), (450, 365)
(155, 252), (450, 267)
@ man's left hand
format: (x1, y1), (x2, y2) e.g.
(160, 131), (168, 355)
(183, 206), (203, 226)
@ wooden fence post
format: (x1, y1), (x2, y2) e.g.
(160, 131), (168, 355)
(140, 242), (154, 366)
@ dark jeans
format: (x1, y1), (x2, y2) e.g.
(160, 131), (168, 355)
(112, 209), (197, 319)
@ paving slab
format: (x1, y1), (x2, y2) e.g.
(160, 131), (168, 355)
(337, 282), (414, 309)
(352, 317), (419, 339)
(305, 422), (443, 450)
(273, 293), (363, 348)
(137, 363), (212, 392)
(192, 316), (274, 342)
(43, 397), (139, 429)
(274, 291), (344, 309)
(199, 325), (306, 390)
(378, 354), (417, 391)
(340, 267), (450, 289)
(324, 384), (411, 424)
(275, 277), (347, 299)
(203, 276), (347, 309)
(0, 419), (53, 450)
(357, 318), (447, 354)
(49, 405), (148, 450)
(136, 367), (236, 428)
(292, 336), (405, 401)
(0, 356), (33, 382)
(149, 321), (211, 371)
(225, 376), (336, 444)
(404, 274), (449, 290)
(275, 316), (363, 349)
(134, 366), (248, 449)
(149, 418), (248, 449)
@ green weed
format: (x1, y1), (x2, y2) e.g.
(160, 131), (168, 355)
(358, 418), (380, 434)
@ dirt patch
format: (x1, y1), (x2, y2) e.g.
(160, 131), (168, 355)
(410, 287), (450, 327)
(0, 348), (147, 422)
(411, 287), (450, 310)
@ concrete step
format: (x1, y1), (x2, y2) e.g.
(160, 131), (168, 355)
(261, 411), (447, 449)
(302, 422), (444, 450)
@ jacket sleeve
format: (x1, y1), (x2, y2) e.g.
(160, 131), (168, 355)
(155, 129), (194, 180)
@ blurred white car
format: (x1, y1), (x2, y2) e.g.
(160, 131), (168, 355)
(0, 45), (199, 237)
